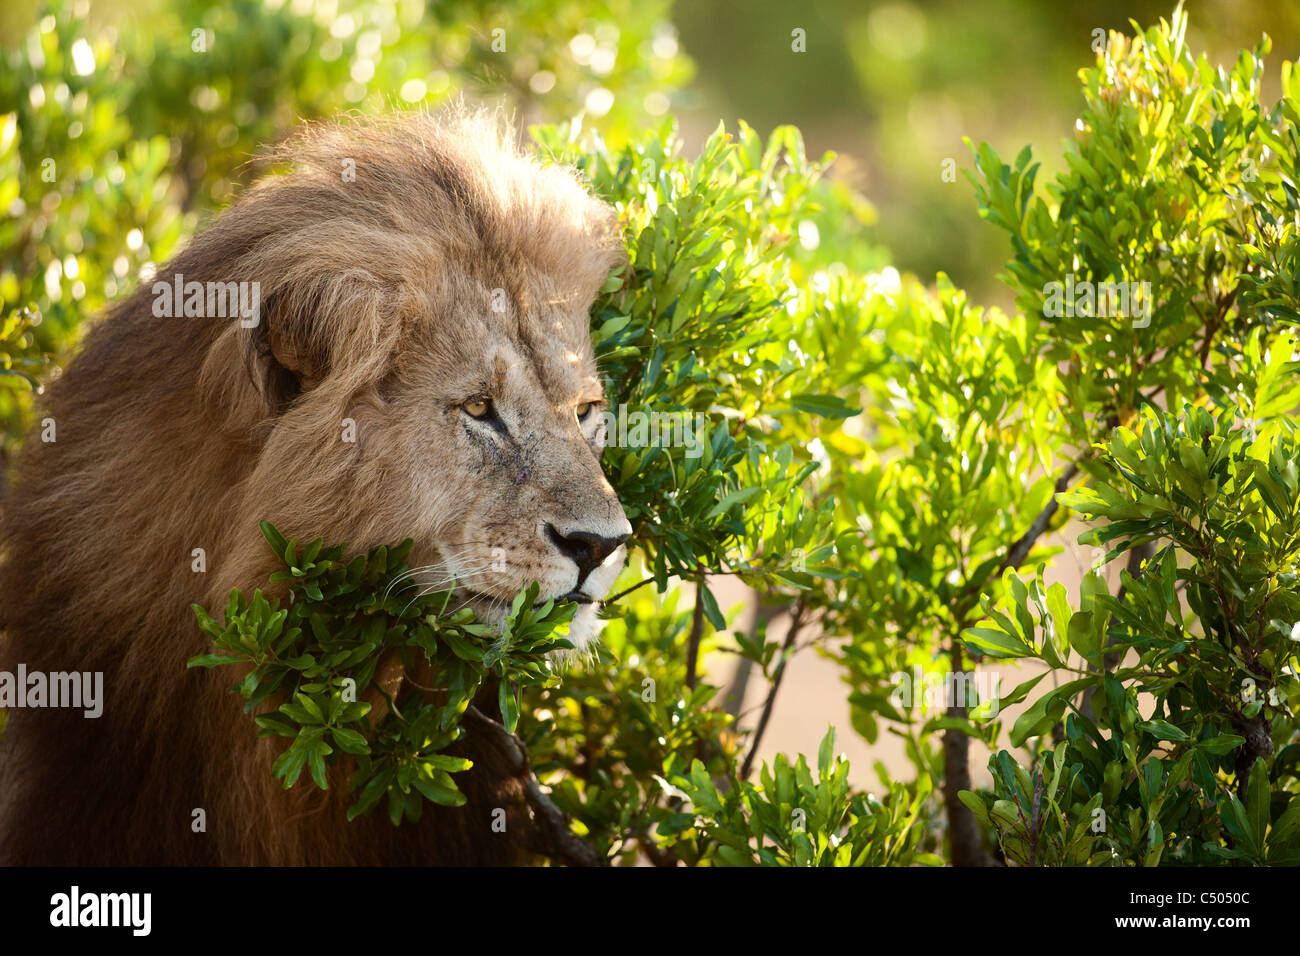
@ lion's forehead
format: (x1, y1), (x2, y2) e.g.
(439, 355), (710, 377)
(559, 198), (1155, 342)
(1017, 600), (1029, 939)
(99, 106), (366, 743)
(407, 315), (597, 406)
(493, 333), (598, 405)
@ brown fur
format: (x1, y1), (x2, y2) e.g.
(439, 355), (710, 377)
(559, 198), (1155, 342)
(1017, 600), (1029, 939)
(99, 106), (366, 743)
(0, 110), (630, 864)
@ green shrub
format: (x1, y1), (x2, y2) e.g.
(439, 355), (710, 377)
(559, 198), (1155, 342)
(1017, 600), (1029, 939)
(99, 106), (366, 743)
(189, 522), (577, 824)
(954, 8), (1300, 865)
(7, 1), (1300, 866)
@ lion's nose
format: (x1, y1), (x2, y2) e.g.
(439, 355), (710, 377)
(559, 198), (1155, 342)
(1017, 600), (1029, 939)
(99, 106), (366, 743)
(545, 524), (630, 583)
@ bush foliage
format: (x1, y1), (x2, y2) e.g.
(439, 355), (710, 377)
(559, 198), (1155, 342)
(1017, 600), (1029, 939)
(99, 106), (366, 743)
(5, 2), (1300, 865)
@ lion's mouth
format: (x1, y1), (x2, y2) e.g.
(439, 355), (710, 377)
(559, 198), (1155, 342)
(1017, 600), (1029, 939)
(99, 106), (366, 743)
(555, 590), (595, 606)
(530, 590), (595, 609)
(457, 587), (596, 609)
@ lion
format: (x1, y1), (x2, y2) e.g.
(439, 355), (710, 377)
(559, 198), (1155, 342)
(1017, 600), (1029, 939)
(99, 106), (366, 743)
(0, 109), (632, 865)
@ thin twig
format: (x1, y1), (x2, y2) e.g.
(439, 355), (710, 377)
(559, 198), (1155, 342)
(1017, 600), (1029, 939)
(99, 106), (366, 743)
(740, 599), (808, 780)
(602, 566), (796, 608)
(685, 572), (707, 691)
(996, 461), (1080, 578)
(602, 575), (656, 605)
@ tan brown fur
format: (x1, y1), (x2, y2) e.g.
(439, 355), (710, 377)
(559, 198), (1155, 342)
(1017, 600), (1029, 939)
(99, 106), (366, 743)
(0, 109), (630, 864)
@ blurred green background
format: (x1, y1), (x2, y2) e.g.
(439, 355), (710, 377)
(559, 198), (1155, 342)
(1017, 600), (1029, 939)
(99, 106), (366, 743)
(673, 0), (1300, 303)
(4, 0), (1297, 318)
(2, 0), (1298, 446)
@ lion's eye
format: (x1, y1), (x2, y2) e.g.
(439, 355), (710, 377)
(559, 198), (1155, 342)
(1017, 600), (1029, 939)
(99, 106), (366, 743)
(464, 397), (492, 418)
(576, 401), (597, 422)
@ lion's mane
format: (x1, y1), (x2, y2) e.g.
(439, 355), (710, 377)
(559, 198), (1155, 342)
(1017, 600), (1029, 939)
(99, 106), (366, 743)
(0, 110), (624, 864)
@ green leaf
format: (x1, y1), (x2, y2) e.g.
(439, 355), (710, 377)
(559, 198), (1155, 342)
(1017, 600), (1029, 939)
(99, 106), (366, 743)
(330, 727), (371, 756)
(1198, 734), (1245, 755)
(1136, 719), (1190, 742)
(706, 485), (763, 520)
(697, 581), (726, 630)
(962, 626), (1035, 659)
(1246, 759), (1270, 848)
(498, 681), (520, 734)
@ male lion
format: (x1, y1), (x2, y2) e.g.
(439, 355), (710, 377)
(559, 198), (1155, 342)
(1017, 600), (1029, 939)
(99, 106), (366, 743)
(0, 111), (632, 864)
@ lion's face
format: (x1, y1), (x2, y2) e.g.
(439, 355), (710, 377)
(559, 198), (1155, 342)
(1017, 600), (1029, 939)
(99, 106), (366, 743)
(376, 276), (631, 652)
(224, 113), (632, 653)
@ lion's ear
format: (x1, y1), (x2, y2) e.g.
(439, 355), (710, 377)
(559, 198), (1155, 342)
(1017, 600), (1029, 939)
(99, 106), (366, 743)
(249, 293), (327, 415)
(268, 327), (319, 381)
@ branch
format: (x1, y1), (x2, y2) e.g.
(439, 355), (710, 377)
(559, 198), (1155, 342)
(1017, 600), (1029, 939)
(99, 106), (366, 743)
(945, 432), (1114, 866)
(639, 836), (681, 867)
(602, 563), (810, 609)
(942, 642), (993, 866)
(602, 575), (656, 605)
(996, 460), (1080, 578)
(740, 599), (808, 780)
(462, 707), (604, 867)
(685, 572), (707, 691)
(1198, 279), (1239, 370)
(957, 410), (1130, 628)
(721, 600), (783, 717)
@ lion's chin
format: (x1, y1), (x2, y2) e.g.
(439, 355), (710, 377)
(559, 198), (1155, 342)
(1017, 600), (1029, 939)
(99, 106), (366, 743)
(461, 592), (604, 666)
(558, 602), (604, 662)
